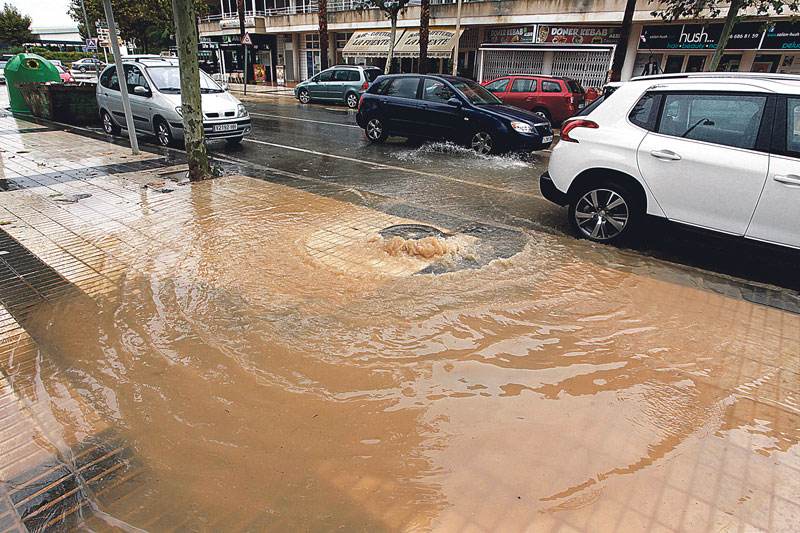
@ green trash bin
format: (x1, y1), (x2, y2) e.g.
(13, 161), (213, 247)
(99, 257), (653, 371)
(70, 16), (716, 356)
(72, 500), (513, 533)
(4, 54), (60, 114)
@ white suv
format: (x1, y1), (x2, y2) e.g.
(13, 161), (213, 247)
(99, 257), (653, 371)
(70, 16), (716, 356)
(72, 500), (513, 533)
(541, 73), (800, 250)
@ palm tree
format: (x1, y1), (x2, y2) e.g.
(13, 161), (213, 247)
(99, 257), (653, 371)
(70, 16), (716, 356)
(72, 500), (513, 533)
(419, 0), (430, 74)
(318, 0), (329, 71)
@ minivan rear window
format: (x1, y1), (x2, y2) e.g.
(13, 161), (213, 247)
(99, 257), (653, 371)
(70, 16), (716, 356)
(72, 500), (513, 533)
(365, 69), (381, 82)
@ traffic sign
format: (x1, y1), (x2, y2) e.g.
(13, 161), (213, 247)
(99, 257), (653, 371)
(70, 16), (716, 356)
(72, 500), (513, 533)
(241, 32), (253, 45)
(86, 38), (98, 50)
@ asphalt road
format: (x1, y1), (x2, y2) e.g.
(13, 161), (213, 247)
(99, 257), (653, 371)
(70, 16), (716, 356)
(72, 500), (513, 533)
(203, 93), (800, 298)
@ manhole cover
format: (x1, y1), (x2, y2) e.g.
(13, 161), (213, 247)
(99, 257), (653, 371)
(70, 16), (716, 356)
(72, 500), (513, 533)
(379, 224), (449, 241)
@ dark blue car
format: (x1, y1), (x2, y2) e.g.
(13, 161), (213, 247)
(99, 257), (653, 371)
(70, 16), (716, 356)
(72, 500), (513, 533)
(356, 74), (554, 154)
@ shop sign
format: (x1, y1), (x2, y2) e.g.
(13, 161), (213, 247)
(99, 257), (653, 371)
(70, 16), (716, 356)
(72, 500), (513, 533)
(394, 28), (463, 58)
(220, 17), (255, 29)
(537, 25), (620, 45)
(640, 22), (763, 50)
(486, 26), (536, 44)
(253, 64), (266, 82)
(761, 21), (800, 50)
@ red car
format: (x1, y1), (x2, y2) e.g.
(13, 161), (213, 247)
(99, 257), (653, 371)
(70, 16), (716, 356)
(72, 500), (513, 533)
(55, 64), (75, 83)
(482, 75), (586, 123)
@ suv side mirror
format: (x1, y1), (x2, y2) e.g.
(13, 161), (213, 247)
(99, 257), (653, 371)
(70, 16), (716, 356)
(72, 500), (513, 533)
(133, 85), (151, 97)
(447, 97), (462, 108)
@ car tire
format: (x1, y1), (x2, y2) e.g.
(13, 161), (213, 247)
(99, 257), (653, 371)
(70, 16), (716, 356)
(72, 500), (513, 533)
(298, 89), (310, 104)
(568, 180), (642, 245)
(469, 130), (497, 155)
(101, 110), (120, 135)
(80, 66), (87, 73)
(226, 136), (243, 146)
(532, 107), (551, 123)
(365, 117), (388, 143)
(345, 92), (359, 109)
(154, 118), (174, 147)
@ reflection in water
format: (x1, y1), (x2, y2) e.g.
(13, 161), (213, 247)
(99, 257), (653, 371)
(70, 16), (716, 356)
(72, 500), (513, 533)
(14, 177), (800, 530)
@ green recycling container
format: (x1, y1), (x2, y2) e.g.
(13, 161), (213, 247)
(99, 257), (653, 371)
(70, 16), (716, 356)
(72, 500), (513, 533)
(4, 54), (60, 114)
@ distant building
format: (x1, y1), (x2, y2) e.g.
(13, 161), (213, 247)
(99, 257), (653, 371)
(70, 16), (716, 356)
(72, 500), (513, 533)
(29, 27), (83, 52)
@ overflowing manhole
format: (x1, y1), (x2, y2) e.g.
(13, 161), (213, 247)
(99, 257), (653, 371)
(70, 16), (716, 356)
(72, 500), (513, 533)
(378, 224), (450, 241)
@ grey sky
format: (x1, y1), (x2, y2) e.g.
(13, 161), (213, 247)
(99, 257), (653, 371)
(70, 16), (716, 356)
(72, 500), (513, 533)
(6, 0), (75, 28)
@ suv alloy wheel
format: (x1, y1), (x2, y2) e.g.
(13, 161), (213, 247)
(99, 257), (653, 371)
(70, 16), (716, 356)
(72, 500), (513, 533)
(568, 180), (640, 244)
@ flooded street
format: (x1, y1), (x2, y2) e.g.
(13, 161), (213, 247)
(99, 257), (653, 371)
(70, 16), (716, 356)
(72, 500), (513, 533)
(13, 175), (800, 530)
(0, 94), (798, 531)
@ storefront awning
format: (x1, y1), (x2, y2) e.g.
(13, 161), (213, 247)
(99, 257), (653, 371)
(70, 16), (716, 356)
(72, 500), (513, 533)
(342, 30), (405, 58)
(393, 27), (464, 58)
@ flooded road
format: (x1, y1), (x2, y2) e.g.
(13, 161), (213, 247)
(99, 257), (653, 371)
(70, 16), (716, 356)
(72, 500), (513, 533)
(14, 175), (799, 531)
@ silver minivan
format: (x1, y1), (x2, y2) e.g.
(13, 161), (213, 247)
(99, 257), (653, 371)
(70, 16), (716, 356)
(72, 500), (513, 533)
(97, 56), (251, 146)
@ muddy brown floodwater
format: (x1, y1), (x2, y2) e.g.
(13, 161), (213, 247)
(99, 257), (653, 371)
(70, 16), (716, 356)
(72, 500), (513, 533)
(14, 177), (800, 531)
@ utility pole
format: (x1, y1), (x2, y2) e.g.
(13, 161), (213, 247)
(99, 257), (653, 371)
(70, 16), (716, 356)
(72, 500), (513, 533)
(102, 0), (139, 155)
(451, 0), (462, 76)
(171, 0), (210, 181)
(79, 0), (101, 81)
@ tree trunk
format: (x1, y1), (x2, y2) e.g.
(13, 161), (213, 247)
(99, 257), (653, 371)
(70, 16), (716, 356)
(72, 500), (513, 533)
(609, 0), (636, 82)
(318, 0), (328, 71)
(171, 0), (210, 181)
(709, 0), (742, 71)
(385, 14), (397, 75)
(418, 0), (430, 74)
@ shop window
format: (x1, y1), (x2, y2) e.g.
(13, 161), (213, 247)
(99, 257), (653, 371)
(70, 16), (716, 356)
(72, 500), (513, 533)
(542, 80), (561, 93)
(510, 78), (536, 93)
(305, 34), (320, 50)
(657, 93), (766, 150)
(752, 54), (781, 73)
(718, 54), (742, 72)
(336, 32), (353, 50)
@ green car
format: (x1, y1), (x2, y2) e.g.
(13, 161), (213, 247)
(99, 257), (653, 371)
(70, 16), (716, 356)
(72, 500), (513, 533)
(295, 65), (382, 109)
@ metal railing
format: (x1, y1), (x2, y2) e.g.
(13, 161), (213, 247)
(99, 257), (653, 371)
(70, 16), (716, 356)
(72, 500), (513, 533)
(201, 0), (497, 23)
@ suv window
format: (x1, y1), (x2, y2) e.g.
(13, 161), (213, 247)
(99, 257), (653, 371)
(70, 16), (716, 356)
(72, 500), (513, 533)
(542, 80), (561, 93)
(347, 70), (361, 82)
(565, 80), (584, 94)
(319, 70), (334, 82)
(511, 78), (536, 93)
(629, 92), (661, 130)
(485, 78), (509, 93)
(384, 77), (420, 99)
(788, 97), (800, 157)
(125, 65), (149, 92)
(422, 79), (456, 104)
(657, 93), (766, 150)
(365, 69), (381, 82)
(333, 70), (349, 81)
(100, 68), (119, 91)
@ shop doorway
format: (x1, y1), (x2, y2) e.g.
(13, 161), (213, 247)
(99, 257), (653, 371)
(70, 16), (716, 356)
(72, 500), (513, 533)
(686, 55), (706, 73)
(664, 55), (685, 73)
(752, 54), (781, 73)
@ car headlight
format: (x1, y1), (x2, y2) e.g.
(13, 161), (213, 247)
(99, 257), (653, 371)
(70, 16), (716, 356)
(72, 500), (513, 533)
(236, 103), (248, 118)
(510, 121), (533, 134)
(175, 106), (182, 117)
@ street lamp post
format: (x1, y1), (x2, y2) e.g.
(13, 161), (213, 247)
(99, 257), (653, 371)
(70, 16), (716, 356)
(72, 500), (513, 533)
(79, 0), (101, 81)
(102, 0), (139, 155)
(451, 0), (462, 76)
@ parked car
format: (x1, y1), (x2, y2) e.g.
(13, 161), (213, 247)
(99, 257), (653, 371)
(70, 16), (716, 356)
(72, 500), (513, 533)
(0, 54), (12, 85)
(540, 72), (800, 250)
(295, 65), (383, 108)
(54, 64), (75, 83)
(482, 75), (586, 123)
(71, 57), (105, 74)
(96, 56), (250, 146)
(356, 74), (553, 155)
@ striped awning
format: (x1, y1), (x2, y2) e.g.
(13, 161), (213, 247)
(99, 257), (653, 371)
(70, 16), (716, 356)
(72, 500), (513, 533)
(342, 29), (406, 58)
(393, 27), (464, 58)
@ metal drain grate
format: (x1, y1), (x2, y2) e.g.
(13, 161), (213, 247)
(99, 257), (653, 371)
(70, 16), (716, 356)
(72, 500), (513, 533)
(379, 224), (451, 241)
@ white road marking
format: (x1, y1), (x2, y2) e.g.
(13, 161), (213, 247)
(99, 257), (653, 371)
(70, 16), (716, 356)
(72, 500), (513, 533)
(242, 137), (546, 200)
(249, 112), (360, 129)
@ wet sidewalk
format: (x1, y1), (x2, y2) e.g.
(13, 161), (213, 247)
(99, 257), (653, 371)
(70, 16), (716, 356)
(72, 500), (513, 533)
(0, 104), (798, 531)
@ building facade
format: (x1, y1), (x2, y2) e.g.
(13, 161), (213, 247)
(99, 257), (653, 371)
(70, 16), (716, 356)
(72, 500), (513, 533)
(197, 0), (800, 90)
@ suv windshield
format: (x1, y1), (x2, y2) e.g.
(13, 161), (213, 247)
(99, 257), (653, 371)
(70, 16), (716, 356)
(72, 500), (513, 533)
(147, 66), (223, 93)
(450, 79), (502, 105)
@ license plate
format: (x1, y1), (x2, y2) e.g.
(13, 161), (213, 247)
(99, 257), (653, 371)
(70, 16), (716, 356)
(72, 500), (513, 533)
(543, 135), (553, 144)
(578, 103), (585, 109)
(213, 123), (237, 132)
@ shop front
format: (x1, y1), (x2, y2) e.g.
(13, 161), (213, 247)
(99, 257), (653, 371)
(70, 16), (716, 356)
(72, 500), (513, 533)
(637, 20), (800, 76)
(478, 24), (620, 91)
